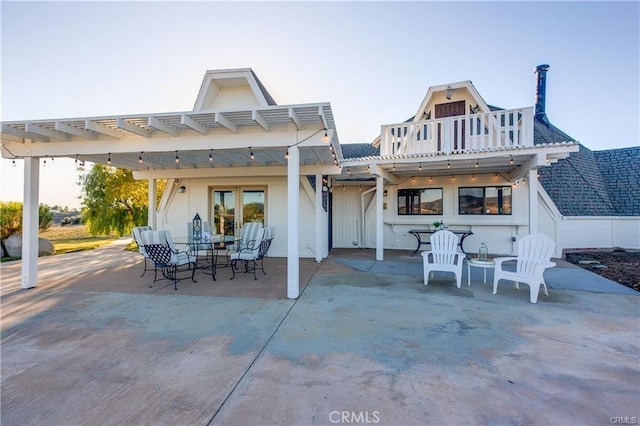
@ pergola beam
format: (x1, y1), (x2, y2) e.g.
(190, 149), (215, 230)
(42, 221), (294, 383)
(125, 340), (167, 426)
(288, 108), (301, 130)
(25, 123), (70, 141)
(85, 120), (123, 139)
(55, 122), (96, 139)
(116, 118), (151, 138)
(1, 124), (48, 141)
(252, 110), (270, 132)
(148, 117), (179, 137)
(181, 114), (208, 135)
(215, 112), (238, 133)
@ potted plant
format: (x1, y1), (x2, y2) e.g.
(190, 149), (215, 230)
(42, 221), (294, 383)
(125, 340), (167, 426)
(432, 221), (441, 231)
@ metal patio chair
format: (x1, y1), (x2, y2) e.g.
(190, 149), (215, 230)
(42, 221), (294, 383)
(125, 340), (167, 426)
(140, 230), (197, 290)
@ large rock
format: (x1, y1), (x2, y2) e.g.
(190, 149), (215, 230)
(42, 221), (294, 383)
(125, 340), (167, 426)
(3, 234), (56, 258)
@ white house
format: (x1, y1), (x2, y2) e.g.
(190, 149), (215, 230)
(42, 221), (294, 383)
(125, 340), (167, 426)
(3, 65), (638, 298)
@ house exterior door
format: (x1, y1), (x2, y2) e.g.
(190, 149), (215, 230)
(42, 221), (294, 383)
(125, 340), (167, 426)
(211, 187), (265, 236)
(435, 100), (466, 151)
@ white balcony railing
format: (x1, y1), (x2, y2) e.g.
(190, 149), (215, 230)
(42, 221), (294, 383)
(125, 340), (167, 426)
(380, 107), (534, 156)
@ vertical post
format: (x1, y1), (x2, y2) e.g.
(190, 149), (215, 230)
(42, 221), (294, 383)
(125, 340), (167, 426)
(287, 145), (300, 299)
(528, 168), (538, 234)
(22, 157), (40, 289)
(148, 178), (157, 229)
(315, 172), (322, 263)
(376, 175), (384, 261)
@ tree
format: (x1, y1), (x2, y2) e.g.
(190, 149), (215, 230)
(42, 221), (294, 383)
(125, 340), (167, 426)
(0, 201), (54, 240)
(81, 165), (165, 236)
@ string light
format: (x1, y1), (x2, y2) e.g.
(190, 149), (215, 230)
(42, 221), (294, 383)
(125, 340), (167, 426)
(342, 185), (345, 191)
(447, 160), (450, 169)
(285, 149), (289, 160)
(209, 150), (214, 162)
(347, 168), (351, 175)
(323, 129), (329, 143)
(392, 163), (396, 171)
(451, 175), (455, 181)
(475, 159), (479, 168)
(175, 151), (179, 163)
(107, 153), (111, 165)
(139, 152), (143, 164)
(429, 176), (433, 182)
(359, 185), (362, 191)
(510, 156), (514, 165)
(472, 174), (476, 180)
(12, 160), (16, 167)
(419, 163), (422, 171)
(75, 154), (79, 164)
(249, 147), (254, 160)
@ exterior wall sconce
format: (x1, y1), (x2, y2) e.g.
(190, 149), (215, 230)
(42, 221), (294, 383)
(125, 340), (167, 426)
(178, 186), (186, 193)
(383, 189), (388, 197)
(446, 86), (453, 100)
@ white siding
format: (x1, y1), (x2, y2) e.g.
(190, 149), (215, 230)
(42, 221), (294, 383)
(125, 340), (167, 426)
(157, 175), (327, 259)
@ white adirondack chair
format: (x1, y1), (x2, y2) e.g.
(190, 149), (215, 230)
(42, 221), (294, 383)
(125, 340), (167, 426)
(493, 233), (556, 303)
(421, 230), (465, 288)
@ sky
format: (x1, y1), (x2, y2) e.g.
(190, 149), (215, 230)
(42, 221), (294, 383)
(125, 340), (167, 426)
(1, 1), (638, 209)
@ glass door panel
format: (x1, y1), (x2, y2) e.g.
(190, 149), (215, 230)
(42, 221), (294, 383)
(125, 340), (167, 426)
(242, 190), (265, 224)
(213, 190), (235, 236)
(211, 187), (265, 237)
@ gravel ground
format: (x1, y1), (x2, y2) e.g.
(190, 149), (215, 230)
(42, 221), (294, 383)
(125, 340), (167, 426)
(565, 250), (640, 292)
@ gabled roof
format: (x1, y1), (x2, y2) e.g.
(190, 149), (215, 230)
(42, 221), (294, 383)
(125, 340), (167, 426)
(413, 81), (490, 121)
(594, 147), (640, 216)
(192, 68), (277, 111)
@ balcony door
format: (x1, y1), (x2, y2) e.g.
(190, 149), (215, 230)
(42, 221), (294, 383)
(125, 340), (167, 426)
(211, 187), (265, 237)
(435, 100), (466, 151)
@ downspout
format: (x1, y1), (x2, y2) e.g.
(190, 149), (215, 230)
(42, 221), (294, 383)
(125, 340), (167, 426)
(360, 187), (376, 249)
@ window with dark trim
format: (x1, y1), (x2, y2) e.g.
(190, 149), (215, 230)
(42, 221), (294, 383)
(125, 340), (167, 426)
(458, 186), (512, 215)
(398, 188), (443, 215)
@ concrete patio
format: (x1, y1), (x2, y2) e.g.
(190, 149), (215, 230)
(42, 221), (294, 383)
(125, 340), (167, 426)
(1, 239), (638, 425)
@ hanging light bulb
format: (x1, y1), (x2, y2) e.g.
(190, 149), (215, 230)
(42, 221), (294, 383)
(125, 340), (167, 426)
(347, 168), (351, 175)
(209, 150), (213, 162)
(249, 147), (254, 160)
(107, 153), (111, 165)
(359, 185), (362, 191)
(342, 185), (345, 191)
(43, 158), (47, 167)
(472, 174), (476, 180)
(475, 160), (479, 168)
(429, 176), (433, 182)
(75, 154), (79, 164)
(447, 160), (450, 169)
(419, 163), (422, 171)
(139, 152), (143, 164)
(175, 151), (179, 163)
(285, 149), (289, 160)
(12, 160), (16, 167)
(392, 163), (396, 171)
(323, 129), (329, 143)
(510, 156), (514, 165)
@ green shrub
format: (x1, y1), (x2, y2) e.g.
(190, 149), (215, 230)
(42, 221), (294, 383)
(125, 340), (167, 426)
(0, 201), (54, 239)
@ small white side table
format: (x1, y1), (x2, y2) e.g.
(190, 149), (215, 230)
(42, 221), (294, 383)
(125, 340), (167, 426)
(467, 258), (495, 286)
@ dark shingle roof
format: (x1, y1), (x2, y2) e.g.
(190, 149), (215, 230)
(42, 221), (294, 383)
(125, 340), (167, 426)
(594, 147), (640, 216)
(341, 143), (379, 159)
(538, 144), (618, 216)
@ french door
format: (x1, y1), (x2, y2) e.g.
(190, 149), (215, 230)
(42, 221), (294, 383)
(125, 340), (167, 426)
(211, 187), (265, 237)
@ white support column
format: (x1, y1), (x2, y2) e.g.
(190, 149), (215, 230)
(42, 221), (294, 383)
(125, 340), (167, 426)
(528, 169), (538, 234)
(148, 179), (157, 228)
(22, 157), (40, 289)
(287, 145), (300, 299)
(315, 172), (322, 263)
(376, 175), (384, 261)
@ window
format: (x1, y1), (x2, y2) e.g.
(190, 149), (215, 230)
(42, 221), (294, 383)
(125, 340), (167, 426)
(398, 188), (443, 215)
(459, 186), (511, 215)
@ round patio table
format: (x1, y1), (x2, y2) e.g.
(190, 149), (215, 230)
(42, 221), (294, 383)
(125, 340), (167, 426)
(467, 258), (495, 286)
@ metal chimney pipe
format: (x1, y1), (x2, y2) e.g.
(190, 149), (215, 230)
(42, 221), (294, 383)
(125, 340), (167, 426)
(534, 64), (550, 125)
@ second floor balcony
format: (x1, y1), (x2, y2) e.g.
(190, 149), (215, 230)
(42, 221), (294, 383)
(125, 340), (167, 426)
(380, 106), (534, 156)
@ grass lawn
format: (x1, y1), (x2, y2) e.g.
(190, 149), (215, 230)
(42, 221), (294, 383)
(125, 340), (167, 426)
(40, 225), (119, 254)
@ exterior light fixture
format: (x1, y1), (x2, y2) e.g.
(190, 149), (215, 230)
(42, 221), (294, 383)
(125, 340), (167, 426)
(446, 86), (453, 100)
(12, 160), (16, 167)
(178, 186), (186, 193)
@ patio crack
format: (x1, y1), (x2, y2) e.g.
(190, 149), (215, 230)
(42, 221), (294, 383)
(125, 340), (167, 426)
(205, 275), (311, 425)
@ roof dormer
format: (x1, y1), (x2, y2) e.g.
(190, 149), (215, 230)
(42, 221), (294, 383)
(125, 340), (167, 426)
(413, 80), (490, 121)
(192, 68), (277, 111)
